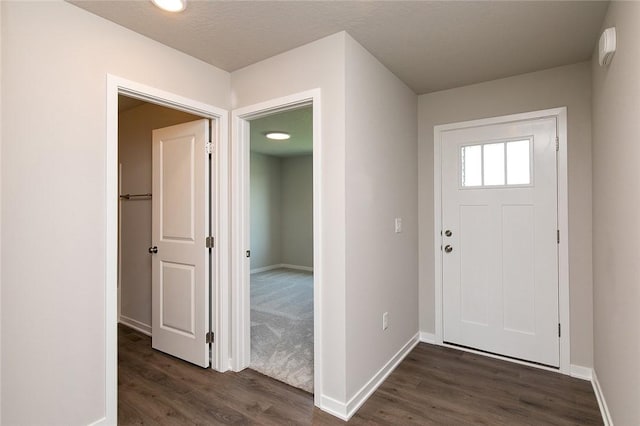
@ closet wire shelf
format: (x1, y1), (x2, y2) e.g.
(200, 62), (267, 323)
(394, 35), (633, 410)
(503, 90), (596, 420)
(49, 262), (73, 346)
(119, 193), (152, 200)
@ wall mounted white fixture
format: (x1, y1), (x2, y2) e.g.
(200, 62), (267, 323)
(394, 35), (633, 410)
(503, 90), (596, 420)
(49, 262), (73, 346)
(598, 27), (616, 67)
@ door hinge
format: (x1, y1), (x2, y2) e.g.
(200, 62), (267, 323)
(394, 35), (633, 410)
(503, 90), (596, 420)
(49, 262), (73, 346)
(246, 250), (251, 258)
(205, 142), (213, 155)
(555, 137), (559, 152)
(206, 236), (215, 248)
(557, 230), (560, 244)
(206, 331), (214, 344)
(558, 323), (561, 338)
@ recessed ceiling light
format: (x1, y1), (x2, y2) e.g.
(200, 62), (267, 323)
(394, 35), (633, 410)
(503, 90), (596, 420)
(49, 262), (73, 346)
(265, 132), (291, 140)
(151, 0), (187, 12)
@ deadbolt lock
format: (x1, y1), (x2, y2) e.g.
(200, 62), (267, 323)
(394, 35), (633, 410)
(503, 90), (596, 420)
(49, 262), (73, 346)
(444, 245), (453, 253)
(444, 230), (452, 237)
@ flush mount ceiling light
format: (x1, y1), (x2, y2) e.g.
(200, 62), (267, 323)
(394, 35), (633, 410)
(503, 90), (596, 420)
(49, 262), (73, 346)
(151, 0), (187, 12)
(265, 132), (291, 140)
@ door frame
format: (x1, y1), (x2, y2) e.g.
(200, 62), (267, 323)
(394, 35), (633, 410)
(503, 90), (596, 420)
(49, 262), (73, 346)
(230, 89), (323, 405)
(105, 74), (230, 424)
(433, 107), (570, 374)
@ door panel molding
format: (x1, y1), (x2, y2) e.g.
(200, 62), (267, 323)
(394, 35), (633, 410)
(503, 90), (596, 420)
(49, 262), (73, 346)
(151, 120), (209, 368)
(433, 107), (570, 374)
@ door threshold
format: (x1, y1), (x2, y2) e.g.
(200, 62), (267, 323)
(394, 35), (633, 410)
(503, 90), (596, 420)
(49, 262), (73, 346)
(441, 341), (560, 374)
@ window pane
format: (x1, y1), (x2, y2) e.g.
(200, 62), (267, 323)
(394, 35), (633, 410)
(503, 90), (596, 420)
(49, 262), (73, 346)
(506, 140), (531, 185)
(483, 143), (505, 185)
(461, 145), (482, 187)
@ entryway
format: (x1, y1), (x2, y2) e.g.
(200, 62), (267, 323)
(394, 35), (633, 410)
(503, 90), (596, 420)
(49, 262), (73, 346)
(231, 89), (322, 402)
(434, 108), (570, 371)
(107, 75), (231, 422)
(248, 106), (314, 392)
(118, 94), (217, 368)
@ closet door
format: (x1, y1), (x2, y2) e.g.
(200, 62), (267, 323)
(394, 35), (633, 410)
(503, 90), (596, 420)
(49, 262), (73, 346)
(150, 119), (210, 368)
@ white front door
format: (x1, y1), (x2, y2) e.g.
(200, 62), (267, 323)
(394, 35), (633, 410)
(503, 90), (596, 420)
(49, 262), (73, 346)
(441, 116), (559, 367)
(151, 119), (211, 368)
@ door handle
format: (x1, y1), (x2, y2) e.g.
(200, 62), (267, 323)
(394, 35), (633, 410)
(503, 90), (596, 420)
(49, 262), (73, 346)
(444, 230), (452, 237)
(444, 245), (453, 253)
(148, 246), (158, 254)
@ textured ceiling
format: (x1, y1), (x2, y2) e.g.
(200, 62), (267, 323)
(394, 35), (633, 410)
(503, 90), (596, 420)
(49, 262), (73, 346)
(250, 107), (313, 157)
(70, 1), (609, 94)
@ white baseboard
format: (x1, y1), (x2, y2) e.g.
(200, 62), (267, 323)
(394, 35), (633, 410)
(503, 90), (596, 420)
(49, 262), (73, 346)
(251, 263), (313, 274)
(279, 263), (313, 272)
(87, 416), (107, 426)
(250, 264), (280, 274)
(592, 370), (613, 426)
(345, 333), (419, 419)
(119, 315), (151, 336)
(319, 333), (419, 421)
(319, 394), (349, 421)
(419, 331), (436, 344)
(569, 364), (592, 381)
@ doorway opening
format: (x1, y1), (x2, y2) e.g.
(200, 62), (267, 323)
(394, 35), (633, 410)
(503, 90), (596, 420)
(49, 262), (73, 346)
(433, 107), (570, 374)
(231, 89), (322, 403)
(117, 94), (202, 338)
(106, 75), (230, 424)
(117, 94), (216, 420)
(248, 106), (314, 392)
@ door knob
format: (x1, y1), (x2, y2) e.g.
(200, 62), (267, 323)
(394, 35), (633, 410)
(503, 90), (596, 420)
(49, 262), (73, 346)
(444, 230), (453, 237)
(444, 245), (453, 253)
(148, 246), (158, 254)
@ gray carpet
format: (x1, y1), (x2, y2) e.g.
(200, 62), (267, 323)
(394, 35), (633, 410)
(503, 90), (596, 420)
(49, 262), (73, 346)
(250, 268), (314, 393)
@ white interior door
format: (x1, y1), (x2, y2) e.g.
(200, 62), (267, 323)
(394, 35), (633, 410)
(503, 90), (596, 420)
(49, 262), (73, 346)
(151, 119), (210, 368)
(441, 116), (559, 367)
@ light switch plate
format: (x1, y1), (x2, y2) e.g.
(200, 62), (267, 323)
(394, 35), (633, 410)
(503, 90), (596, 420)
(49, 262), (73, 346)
(395, 217), (402, 233)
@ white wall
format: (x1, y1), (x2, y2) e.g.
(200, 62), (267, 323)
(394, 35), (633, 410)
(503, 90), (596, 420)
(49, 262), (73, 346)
(281, 155), (313, 268)
(250, 152), (282, 269)
(344, 35), (418, 399)
(591, 3), (640, 424)
(418, 62), (594, 368)
(118, 102), (200, 330)
(1, 2), (230, 424)
(232, 31), (348, 403)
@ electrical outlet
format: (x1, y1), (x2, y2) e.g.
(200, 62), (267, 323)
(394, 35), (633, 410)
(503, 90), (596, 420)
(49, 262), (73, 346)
(383, 312), (389, 331)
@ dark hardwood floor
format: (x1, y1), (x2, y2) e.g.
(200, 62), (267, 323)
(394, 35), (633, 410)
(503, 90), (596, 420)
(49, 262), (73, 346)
(119, 325), (602, 425)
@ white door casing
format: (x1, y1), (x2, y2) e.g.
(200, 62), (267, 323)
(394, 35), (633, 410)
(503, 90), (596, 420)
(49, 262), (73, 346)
(440, 115), (560, 367)
(151, 119), (210, 368)
(107, 75), (229, 425)
(230, 89), (323, 406)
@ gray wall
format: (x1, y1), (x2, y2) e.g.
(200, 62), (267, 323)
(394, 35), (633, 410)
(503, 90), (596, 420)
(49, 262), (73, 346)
(281, 155), (314, 268)
(234, 32), (419, 409)
(344, 34), (419, 398)
(250, 152), (282, 269)
(417, 61), (594, 368)
(232, 32), (348, 402)
(1, 2), (230, 423)
(250, 153), (313, 270)
(118, 102), (200, 331)
(591, 2), (640, 424)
